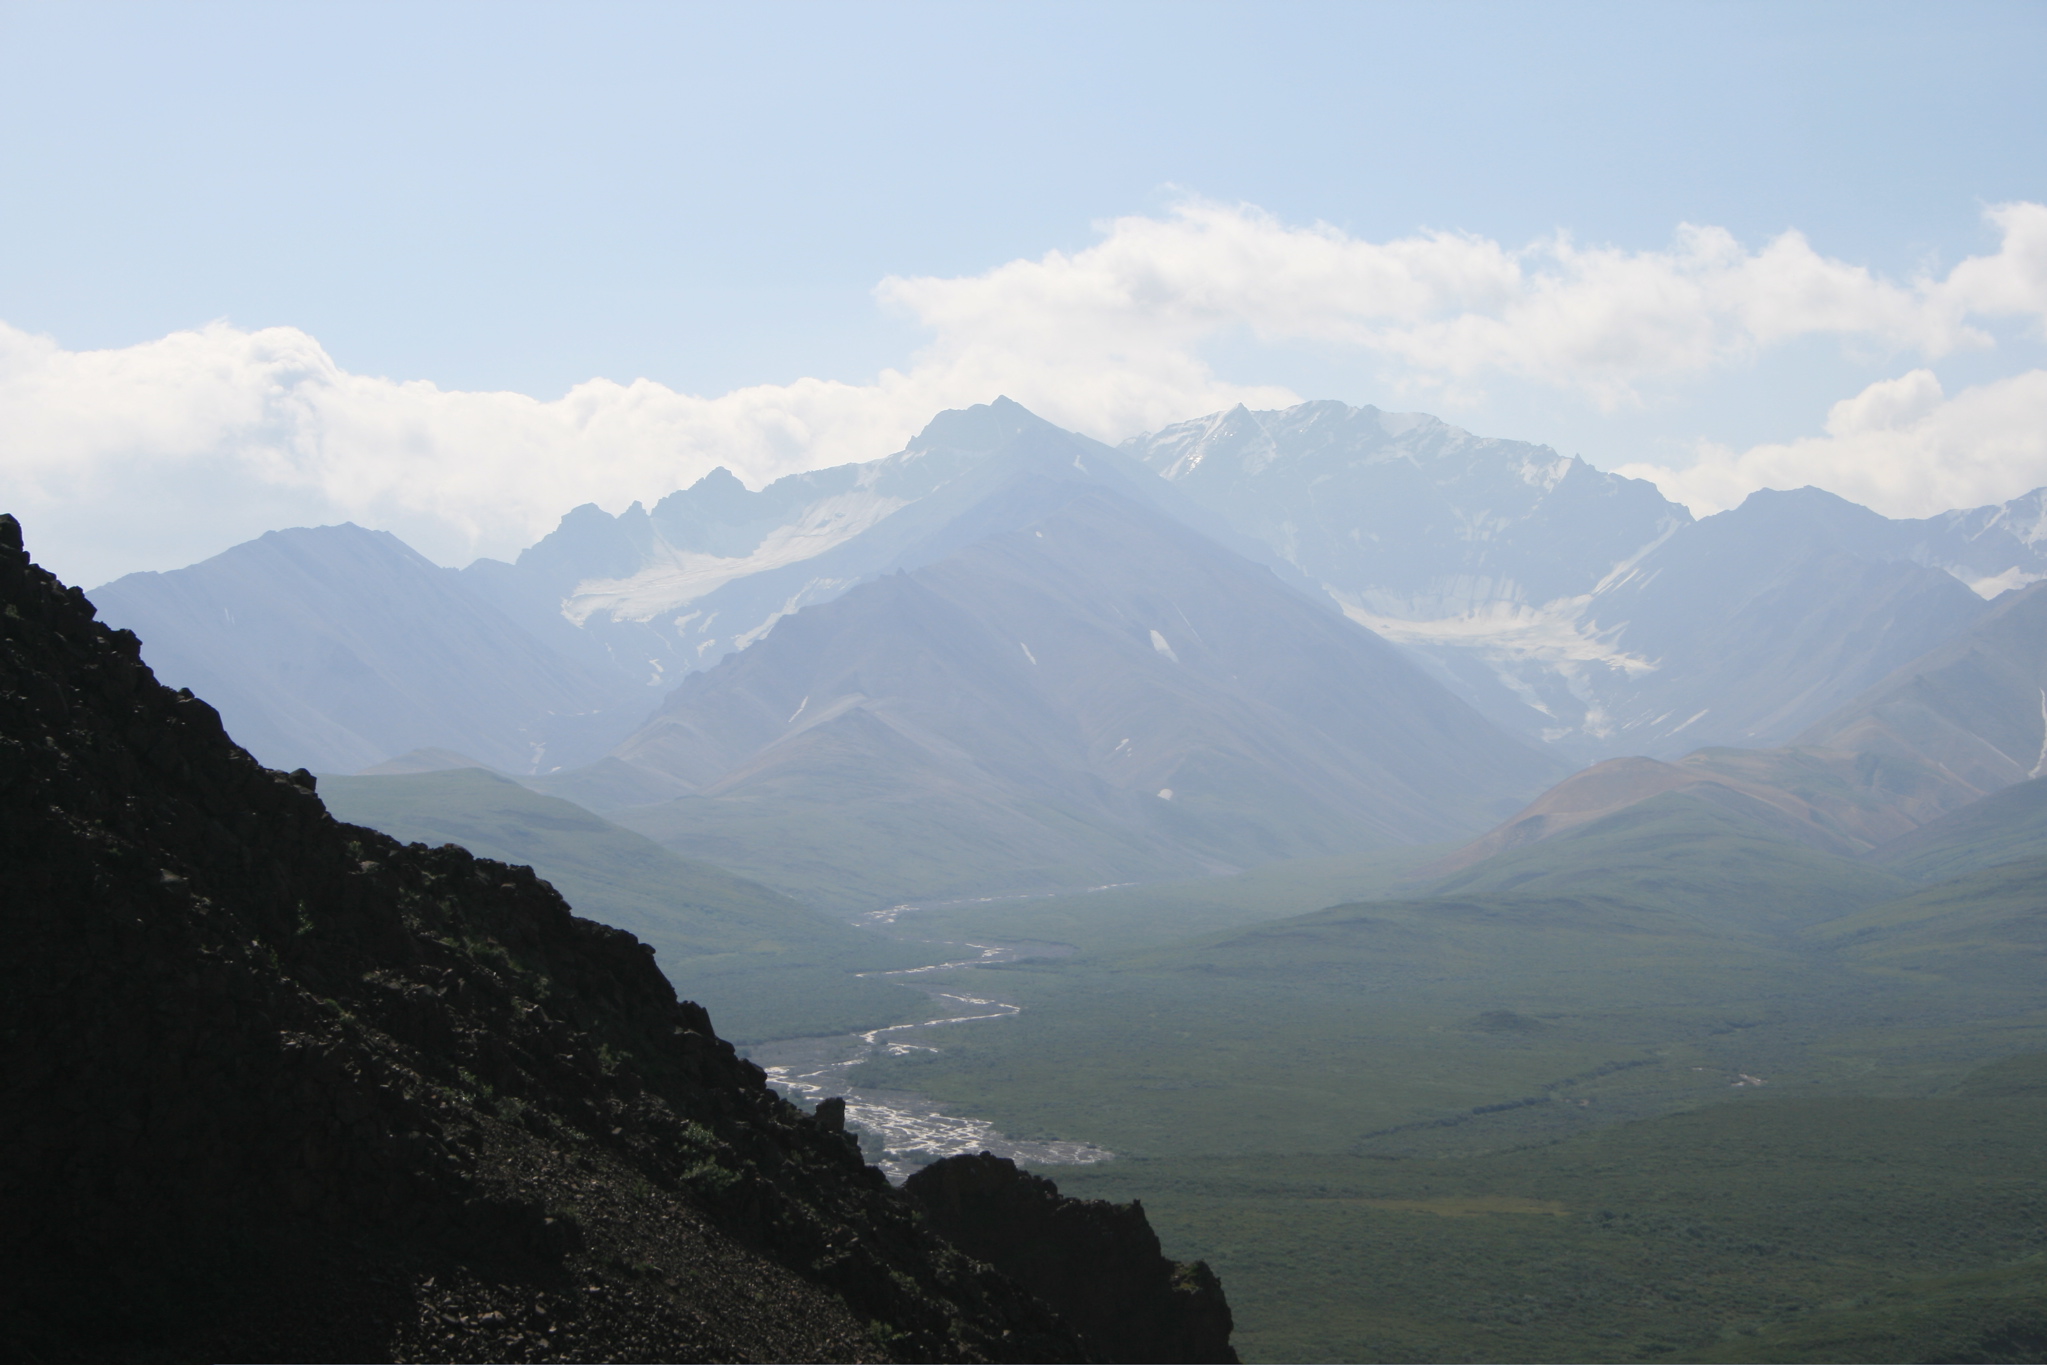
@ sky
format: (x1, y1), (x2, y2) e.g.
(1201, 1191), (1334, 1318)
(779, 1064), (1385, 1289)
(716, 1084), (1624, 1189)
(1, 0), (2044, 586)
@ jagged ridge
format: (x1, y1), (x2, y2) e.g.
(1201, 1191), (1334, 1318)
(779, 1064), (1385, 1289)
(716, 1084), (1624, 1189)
(905, 1153), (1237, 1365)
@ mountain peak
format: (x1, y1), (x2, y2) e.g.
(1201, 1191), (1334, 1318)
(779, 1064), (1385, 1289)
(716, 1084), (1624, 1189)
(687, 464), (749, 495)
(905, 396), (1065, 455)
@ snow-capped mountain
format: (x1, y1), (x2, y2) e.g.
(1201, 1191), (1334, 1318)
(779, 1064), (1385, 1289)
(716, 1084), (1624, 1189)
(1126, 400), (1691, 623)
(86, 396), (2047, 795)
(1422, 575), (2047, 879)
(461, 398), (1271, 701)
(1124, 402), (2041, 759)
(602, 475), (1562, 910)
(1883, 488), (2047, 597)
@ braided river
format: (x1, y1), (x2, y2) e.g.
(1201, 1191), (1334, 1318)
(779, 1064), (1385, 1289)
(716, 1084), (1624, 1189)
(743, 901), (1114, 1184)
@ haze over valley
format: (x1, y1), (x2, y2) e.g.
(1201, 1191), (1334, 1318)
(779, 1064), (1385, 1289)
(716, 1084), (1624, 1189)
(8, 5), (2047, 1360)
(51, 390), (2047, 1360)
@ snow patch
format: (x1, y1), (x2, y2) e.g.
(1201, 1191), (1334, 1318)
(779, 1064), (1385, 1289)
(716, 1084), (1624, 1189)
(1019, 642), (1038, 666)
(1335, 596), (1657, 675)
(1516, 454), (1573, 493)
(562, 488), (906, 624)
(1962, 565), (2043, 599)
(1149, 629), (1180, 663)
(1157, 788), (1174, 801)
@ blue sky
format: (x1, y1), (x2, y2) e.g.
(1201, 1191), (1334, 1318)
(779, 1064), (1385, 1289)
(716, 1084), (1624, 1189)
(2, 0), (2044, 583)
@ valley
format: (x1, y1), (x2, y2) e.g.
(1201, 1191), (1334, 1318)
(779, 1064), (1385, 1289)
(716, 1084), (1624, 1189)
(831, 806), (2047, 1362)
(318, 746), (2047, 1360)
(746, 927), (1115, 1183)
(46, 396), (2047, 1362)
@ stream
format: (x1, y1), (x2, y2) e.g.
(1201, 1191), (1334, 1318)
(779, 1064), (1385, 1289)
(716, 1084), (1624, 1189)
(744, 899), (1116, 1184)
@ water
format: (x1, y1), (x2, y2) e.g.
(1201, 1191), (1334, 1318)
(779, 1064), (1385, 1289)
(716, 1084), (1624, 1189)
(747, 902), (1116, 1183)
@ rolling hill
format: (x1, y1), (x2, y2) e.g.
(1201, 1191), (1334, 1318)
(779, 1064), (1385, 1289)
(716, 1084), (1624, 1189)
(317, 766), (931, 1041)
(1864, 776), (2047, 883)
(1426, 578), (2047, 880)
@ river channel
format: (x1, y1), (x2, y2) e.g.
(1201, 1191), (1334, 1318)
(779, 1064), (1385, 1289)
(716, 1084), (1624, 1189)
(742, 899), (1115, 1184)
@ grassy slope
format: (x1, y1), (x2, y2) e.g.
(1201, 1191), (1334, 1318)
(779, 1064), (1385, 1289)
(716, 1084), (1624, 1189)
(330, 766), (2047, 1361)
(1053, 1080), (2047, 1364)
(1420, 789), (1913, 933)
(1864, 775), (2047, 884)
(859, 799), (1933, 1161)
(1808, 854), (2047, 1002)
(857, 887), (1908, 1162)
(853, 800), (2047, 1361)
(611, 785), (1201, 916)
(318, 768), (929, 1041)
(884, 843), (1457, 956)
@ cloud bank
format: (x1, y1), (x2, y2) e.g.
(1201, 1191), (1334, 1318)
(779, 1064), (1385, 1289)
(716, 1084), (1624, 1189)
(884, 200), (2047, 409)
(1618, 368), (2047, 518)
(4, 199), (2046, 584)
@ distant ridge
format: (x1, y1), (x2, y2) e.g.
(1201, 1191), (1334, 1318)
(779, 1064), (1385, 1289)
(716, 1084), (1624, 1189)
(89, 524), (643, 774)
(601, 470), (1562, 910)
(1129, 405), (2024, 759)
(1427, 579), (2047, 878)
(354, 745), (491, 775)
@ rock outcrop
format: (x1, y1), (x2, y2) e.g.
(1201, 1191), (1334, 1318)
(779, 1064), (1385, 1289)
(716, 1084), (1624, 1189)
(0, 508), (1099, 1362)
(904, 1153), (1238, 1364)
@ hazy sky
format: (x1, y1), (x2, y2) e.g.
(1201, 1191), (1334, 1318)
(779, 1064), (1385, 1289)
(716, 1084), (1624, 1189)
(2, 0), (2044, 585)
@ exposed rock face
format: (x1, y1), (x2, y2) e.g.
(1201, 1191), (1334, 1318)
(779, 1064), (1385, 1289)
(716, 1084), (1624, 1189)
(904, 1153), (1238, 1364)
(0, 508), (1090, 1362)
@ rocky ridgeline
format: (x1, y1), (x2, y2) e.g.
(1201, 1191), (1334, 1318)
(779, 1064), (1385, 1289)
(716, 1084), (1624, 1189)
(0, 513), (1234, 1364)
(905, 1154), (1237, 1364)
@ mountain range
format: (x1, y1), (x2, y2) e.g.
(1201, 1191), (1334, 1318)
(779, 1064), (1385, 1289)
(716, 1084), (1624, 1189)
(26, 388), (2047, 1364)
(1125, 402), (2046, 757)
(85, 396), (2047, 915)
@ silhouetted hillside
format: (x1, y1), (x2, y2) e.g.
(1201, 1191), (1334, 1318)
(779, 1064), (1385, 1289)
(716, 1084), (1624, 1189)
(0, 512), (1235, 1363)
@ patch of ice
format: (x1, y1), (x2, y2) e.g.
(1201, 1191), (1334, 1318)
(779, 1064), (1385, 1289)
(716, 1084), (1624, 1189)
(2032, 690), (2047, 779)
(1335, 596), (1657, 675)
(1516, 453), (1573, 492)
(1961, 565), (2043, 599)
(562, 488), (906, 624)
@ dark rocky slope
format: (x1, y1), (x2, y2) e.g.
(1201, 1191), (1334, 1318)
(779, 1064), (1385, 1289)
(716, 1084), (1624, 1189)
(0, 512), (1229, 1363)
(905, 1154), (1238, 1364)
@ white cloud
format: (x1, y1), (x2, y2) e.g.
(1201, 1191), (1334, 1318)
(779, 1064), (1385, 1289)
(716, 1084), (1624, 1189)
(0, 317), (1286, 585)
(882, 198), (2047, 409)
(5, 198), (2047, 584)
(1617, 368), (2047, 518)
